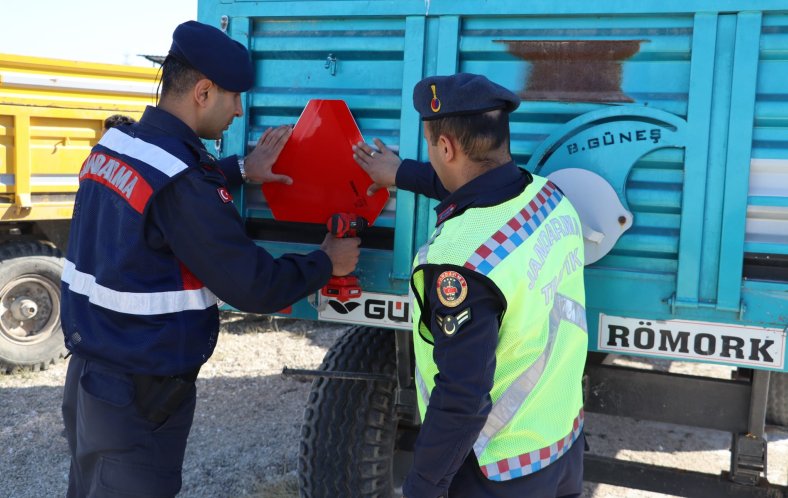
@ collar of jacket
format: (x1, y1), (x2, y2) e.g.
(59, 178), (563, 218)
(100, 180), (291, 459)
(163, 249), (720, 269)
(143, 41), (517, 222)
(139, 105), (209, 161)
(433, 161), (532, 225)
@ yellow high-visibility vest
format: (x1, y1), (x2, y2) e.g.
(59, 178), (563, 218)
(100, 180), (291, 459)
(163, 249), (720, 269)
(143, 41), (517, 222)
(411, 174), (588, 480)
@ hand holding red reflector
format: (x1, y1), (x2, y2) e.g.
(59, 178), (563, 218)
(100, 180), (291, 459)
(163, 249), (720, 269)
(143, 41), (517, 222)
(263, 100), (389, 300)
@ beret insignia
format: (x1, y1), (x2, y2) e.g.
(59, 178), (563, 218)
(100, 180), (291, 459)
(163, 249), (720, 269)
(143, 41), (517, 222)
(430, 84), (441, 113)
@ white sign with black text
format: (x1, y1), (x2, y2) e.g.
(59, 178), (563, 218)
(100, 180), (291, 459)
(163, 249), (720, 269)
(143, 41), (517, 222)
(318, 292), (412, 330)
(598, 314), (786, 370)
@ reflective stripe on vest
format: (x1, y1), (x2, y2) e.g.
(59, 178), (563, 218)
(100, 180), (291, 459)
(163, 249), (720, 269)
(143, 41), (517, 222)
(480, 409), (584, 481)
(62, 260), (218, 315)
(99, 127), (189, 178)
(465, 181), (562, 275)
(473, 293), (587, 456)
(414, 365), (430, 420)
(417, 223), (444, 266)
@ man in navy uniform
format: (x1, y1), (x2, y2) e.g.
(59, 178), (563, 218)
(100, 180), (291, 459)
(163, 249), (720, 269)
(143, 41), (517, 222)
(61, 20), (360, 497)
(354, 73), (587, 498)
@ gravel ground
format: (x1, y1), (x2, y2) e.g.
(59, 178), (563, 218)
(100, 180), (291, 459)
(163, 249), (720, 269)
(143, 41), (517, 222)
(2, 313), (787, 497)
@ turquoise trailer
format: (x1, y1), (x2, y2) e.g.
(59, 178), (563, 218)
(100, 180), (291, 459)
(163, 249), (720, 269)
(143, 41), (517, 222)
(198, 1), (788, 495)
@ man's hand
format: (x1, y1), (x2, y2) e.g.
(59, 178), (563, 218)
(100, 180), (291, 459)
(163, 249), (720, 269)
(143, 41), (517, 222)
(320, 233), (361, 276)
(352, 138), (400, 196)
(243, 125), (293, 184)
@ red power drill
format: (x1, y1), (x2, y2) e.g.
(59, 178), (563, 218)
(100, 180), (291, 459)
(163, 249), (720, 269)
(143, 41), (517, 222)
(321, 213), (368, 302)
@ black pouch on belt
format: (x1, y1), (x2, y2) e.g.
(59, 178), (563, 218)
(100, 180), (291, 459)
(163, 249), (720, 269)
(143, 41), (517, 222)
(132, 367), (200, 424)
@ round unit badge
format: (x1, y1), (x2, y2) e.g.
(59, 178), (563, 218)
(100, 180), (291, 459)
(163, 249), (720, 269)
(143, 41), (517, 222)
(436, 271), (468, 307)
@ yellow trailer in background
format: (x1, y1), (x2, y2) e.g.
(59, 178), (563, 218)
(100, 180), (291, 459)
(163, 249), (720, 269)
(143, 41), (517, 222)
(0, 53), (158, 371)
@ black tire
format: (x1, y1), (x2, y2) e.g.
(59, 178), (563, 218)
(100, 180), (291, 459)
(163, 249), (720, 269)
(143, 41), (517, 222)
(299, 326), (413, 498)
(0, 241), (66, 373)
(767, 371), (788, 426)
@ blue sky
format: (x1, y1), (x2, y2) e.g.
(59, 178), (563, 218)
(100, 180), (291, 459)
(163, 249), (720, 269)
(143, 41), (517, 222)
(0, 0), (198, 66)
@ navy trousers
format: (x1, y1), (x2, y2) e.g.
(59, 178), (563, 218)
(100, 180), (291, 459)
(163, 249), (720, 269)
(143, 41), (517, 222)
(447, 433), (585, 498)
(62, 355), (196, 497)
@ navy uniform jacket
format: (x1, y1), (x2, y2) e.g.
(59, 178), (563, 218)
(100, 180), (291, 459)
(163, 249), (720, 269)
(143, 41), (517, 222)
(62, 105), (332, 375)
(398, 160), (582, 497)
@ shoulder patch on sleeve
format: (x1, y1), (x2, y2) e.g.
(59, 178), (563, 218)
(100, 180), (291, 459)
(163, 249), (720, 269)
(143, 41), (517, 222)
(436, 270), (468, 307)
(436, 308), (472, 336)
(217, 187), (233, 203)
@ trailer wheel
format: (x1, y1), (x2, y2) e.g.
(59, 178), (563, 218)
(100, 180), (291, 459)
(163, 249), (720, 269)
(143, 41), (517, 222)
(298, 326), (412, 498)
(767, 372), (788, 427)
(0, 242), (66, 373)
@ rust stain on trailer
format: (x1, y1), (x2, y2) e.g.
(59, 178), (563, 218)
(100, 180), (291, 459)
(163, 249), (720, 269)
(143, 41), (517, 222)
(496, 40), (645, 103)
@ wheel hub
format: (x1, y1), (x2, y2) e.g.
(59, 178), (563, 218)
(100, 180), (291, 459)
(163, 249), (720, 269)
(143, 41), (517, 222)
(0, 274), (59, 344)
(10, 298), (38, 321)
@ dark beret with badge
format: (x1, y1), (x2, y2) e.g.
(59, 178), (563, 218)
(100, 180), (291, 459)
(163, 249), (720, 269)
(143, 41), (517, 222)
(169, 20), (255, 92)
(412, 73), (520, 121)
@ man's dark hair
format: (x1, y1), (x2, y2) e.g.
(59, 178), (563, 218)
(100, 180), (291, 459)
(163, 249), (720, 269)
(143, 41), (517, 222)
(158, 54), (207, 100)
(103, 114), (136, 130)
(425, 111), (511, 167)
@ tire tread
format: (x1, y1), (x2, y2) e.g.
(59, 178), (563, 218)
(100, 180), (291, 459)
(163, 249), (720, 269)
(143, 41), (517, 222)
(298, 327), (398, 498)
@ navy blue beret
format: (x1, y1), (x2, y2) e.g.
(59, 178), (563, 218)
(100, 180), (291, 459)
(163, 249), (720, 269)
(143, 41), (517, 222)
(413, 73), (520, 121)
(169, 20), (255, 92)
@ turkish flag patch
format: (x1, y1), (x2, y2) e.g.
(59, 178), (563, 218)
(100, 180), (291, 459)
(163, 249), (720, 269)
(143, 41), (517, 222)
(217, 187), (233, 203)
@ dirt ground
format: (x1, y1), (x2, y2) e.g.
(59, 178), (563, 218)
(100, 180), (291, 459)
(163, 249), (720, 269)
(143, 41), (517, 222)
(1, 313), (786, 497)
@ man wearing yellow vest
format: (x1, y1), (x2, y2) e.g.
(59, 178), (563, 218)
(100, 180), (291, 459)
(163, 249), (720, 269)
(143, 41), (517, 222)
(353, 73), (588, 498)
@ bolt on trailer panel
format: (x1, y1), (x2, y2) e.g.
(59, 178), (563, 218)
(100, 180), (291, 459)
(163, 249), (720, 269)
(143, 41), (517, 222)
(201, 1), (788, 372)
